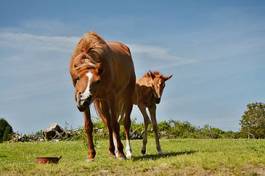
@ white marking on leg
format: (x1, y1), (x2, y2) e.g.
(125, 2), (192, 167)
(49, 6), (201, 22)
(125, 139), (132, 159)
(112, 133), (119, 158)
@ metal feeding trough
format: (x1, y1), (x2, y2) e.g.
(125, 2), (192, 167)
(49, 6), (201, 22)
(36, 156), (62, 164)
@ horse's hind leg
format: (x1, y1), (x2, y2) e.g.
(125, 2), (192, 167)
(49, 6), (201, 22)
(138, 105), (151, 155)
(95, 100), (115, 156)
(110, 101), (126, 159)
(148, 104), (163, 155)
(112, 119), (126, 159)
(124, 103), (133, 159)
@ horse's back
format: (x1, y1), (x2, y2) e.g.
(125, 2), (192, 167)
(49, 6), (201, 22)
(107, 41), (135, 93)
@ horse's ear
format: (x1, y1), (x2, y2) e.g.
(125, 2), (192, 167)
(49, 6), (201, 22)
(164, 74), (173, 81)
(148, 71), (155, 79)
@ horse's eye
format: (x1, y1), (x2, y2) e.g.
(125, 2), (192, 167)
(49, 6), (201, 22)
(98, 68), (103, 75)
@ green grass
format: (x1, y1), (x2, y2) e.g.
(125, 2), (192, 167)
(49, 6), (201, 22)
(1, 139), (265, 175)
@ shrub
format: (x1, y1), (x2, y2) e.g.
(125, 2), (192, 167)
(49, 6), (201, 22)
(240, 102), (265, 138)
(0, 118), (13, 142)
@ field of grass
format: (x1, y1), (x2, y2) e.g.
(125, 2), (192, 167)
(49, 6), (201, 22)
(1, 139), (265, 175)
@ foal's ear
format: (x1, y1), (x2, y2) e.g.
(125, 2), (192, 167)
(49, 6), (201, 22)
(148, 71), (156, 79)
(164, 74), (173, 81)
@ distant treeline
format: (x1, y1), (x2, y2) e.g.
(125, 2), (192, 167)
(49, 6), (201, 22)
(69, 102), (265, 140)
(1, 101), (264, 142)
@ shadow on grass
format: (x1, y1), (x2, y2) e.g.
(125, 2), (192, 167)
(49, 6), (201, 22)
(0, 155), (7, 158)
(132, 150), (196, 161)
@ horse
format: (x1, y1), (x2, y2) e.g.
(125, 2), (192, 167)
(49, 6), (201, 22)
(133, 71), (172, 155)
(69, 32), (136, 160)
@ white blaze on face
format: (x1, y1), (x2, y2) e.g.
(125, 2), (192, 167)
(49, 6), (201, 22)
(80, 71), (93, 101)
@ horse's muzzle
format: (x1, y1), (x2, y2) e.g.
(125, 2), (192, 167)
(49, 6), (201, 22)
(155, 98), (161, 104)
(77, 96), (92, 112)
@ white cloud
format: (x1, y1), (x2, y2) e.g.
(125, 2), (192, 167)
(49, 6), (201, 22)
(128, 43), (197, 70)
(0, 31), (195, 72)
(0, 32), (79, 53)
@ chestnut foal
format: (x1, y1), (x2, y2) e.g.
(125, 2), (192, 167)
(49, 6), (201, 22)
(133, 71), (172, 155)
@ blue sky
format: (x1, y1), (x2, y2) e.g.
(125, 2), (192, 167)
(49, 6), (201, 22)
(0, 0), (264, 133)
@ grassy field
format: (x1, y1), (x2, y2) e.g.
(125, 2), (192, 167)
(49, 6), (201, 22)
(1, 139), (265, 176)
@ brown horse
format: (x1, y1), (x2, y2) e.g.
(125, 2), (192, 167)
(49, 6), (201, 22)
(69, 32), (136, 160)
(133, 71), (172, 155)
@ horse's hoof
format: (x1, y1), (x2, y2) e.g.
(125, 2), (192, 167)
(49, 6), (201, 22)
(115, 152), (126, 160)
(109, 151), (115, 157)
(141, 149), (146, 155)
(126, 152), (132, 159)
(158, 150), (163, 155)
(85, 158), (95, 162)
(117, 155), (126, 160)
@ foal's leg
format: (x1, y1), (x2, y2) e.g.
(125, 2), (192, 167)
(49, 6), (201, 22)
(124, 104), (133, 159)
(148, 104), (163, 155)
(83, 108), (96, 160)
(138, 105), (151, 155)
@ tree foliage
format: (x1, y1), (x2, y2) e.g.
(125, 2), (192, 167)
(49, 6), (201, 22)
(0, 118), (13, 142)
(240, 102), (265, 139)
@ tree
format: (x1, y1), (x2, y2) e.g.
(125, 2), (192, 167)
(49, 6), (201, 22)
(240, 102), (265, 139)
(0, 118), (13, 142)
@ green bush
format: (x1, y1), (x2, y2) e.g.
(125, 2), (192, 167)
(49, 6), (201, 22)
(62, 119), (240, 141)
(240, 102), (265, 139)
(0, 118), (13, 142)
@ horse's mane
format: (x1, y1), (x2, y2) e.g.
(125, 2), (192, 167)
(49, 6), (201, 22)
(70, 32), (108, 85)
(71, 32), (108, 62)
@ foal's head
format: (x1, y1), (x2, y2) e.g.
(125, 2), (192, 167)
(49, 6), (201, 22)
(72, 52), (104, 111)
(147, 71), (172, 104)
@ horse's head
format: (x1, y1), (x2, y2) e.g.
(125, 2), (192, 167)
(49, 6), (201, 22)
(72, 53), (104, 112)
(148, 71), (172, 104)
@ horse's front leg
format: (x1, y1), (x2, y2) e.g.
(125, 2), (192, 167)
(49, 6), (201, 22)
(148, 104), (163, 155)
(83, 108), (96, 160)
